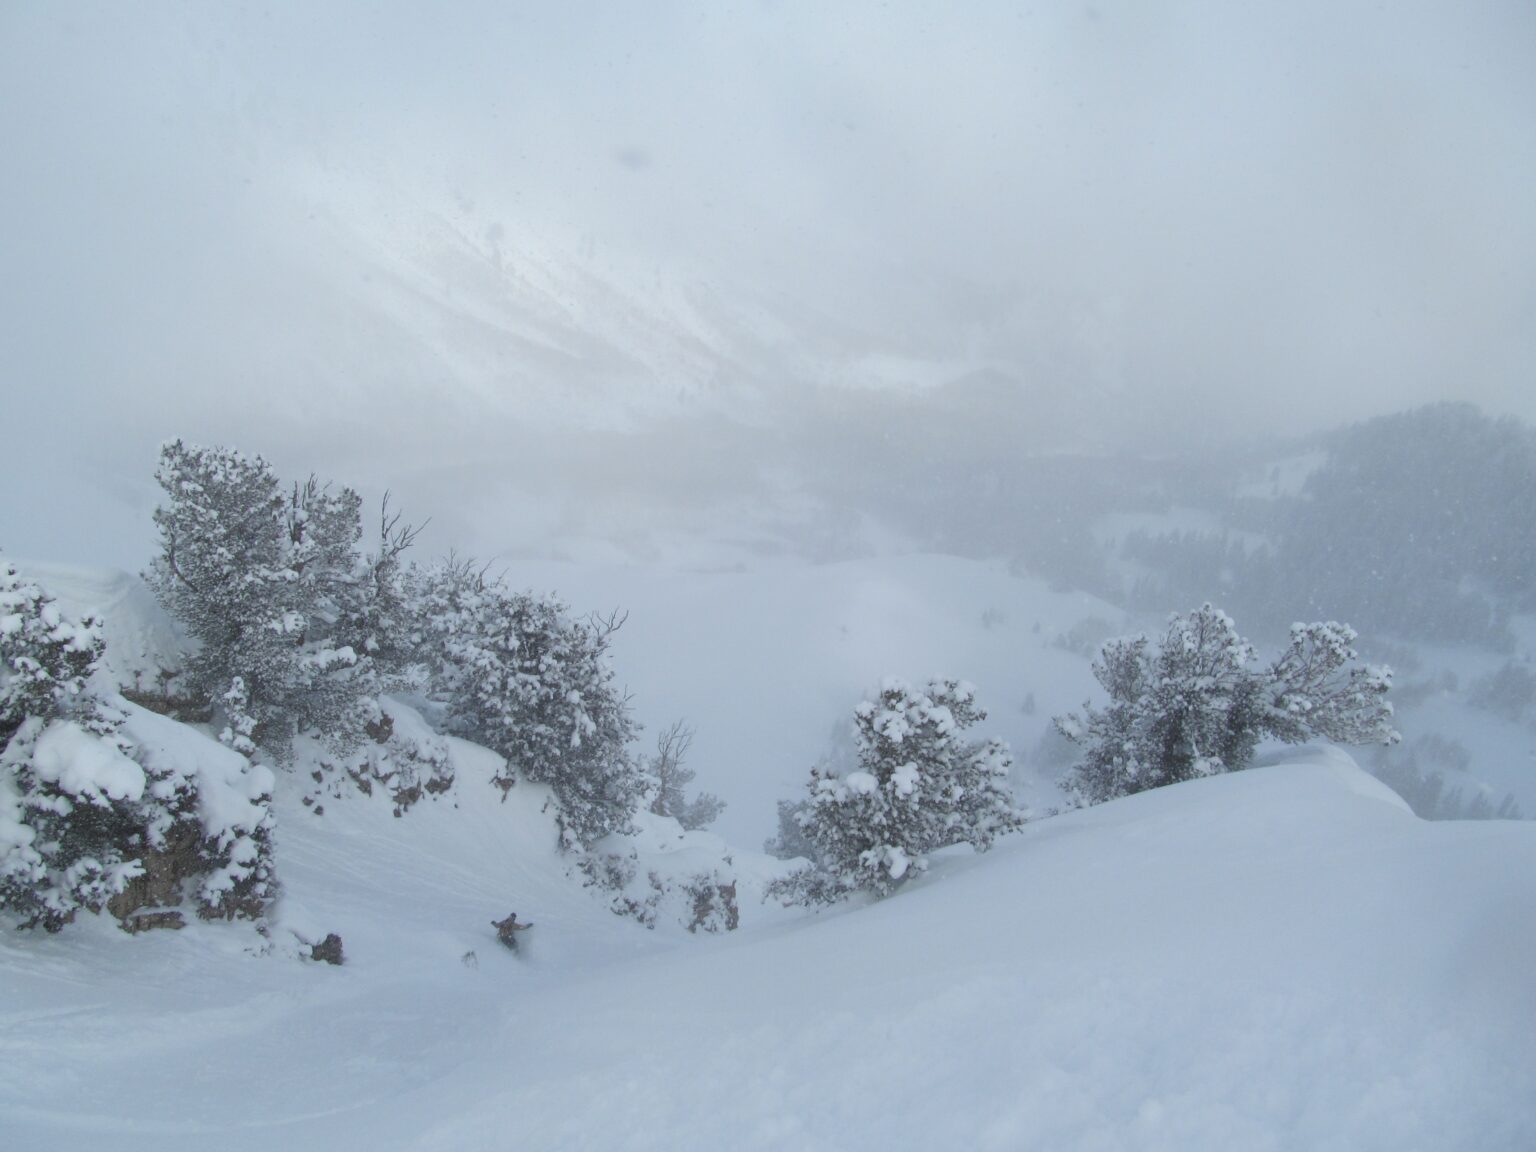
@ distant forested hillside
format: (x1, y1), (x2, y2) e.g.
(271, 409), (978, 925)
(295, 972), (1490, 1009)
(1107, 403), (1534, 648)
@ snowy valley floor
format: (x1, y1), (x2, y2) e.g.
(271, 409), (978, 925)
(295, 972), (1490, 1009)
(2, 746), (1533, 1151)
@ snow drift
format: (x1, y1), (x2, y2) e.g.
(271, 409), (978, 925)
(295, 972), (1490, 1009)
(1, 746), (1531, 1151)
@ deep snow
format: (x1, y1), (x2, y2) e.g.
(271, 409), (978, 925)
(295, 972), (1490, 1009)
(2, 742), (1533, 1151)
(3, 555), (1533, 1151)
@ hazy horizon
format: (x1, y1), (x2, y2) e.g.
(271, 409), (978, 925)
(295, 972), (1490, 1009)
(3, 1), (1534, 568)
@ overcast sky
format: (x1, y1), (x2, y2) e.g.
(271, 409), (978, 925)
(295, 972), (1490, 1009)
(3, 1), (1534, 566)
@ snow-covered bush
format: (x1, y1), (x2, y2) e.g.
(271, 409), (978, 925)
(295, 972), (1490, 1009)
(763, 797), (816, 860)
(576, 848), (739, 933)
(769, 678), (1024, 904)
(147, 441), (381, 760)
(646, 720), (725, 832)
(682, 872), (739, 934)
(1056, 605), (1398, 806)
(413, 561), (643, 847)
(334, 493), (428, 685)
(306, 698), (455, 815)
(120, 705), (276, 924)
(576, 851), (665, 929)
(3, 560), (143, 929)
(1, 559), (273, 931)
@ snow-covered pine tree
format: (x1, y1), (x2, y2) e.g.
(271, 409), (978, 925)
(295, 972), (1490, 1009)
(1, 558), (138, 929)
(1, 558), (274, 931)
(646, 720), (726, 831)
(1051, 633), (1148, 806)
(403, 554), (492, 708)
(1057, 605), (1261, 804)
(279, 472), (378, 751)
(770, 678), (1024, 903)
(414, 561), (644, 847)
(1056, 605), (1399, 806)
(1263, 621), (1397, 746)
(334, 492), (426, 686)
(147, 441), (376, 760)
(763, 797), (817, 860)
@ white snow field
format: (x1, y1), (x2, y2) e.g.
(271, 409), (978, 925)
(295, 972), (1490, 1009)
(2, 741), (1532, 1152)
(4, 555), (1534, 1150)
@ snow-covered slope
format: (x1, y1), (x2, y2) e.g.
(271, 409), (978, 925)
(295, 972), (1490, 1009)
(5, 552), (1532, 1149)
(2, 748), (1531, 1151)
(11, 562), (184, 691)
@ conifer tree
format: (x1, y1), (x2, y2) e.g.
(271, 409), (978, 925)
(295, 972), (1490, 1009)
(1056, 605), (1398, 806)
(1, 558), (274, 931)
(414, 561), (644, 847)
(771, 678), (1023, 903)
(1, 558), (136, 929)
(147, 441), (375, 759)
